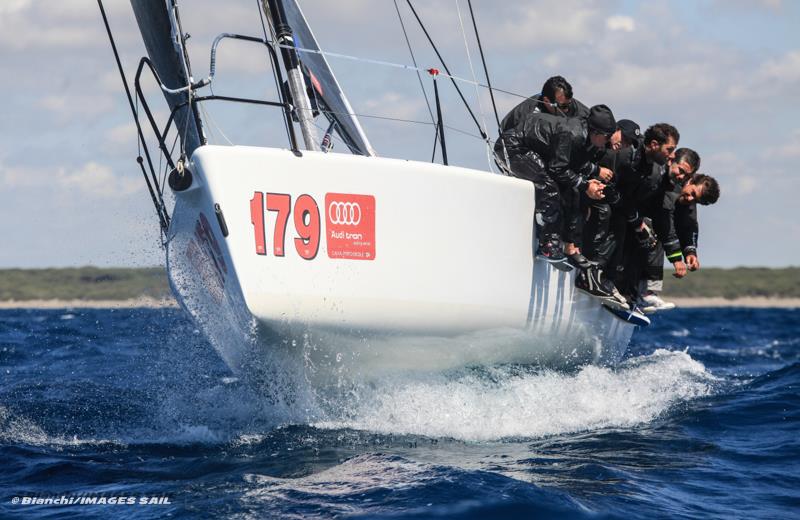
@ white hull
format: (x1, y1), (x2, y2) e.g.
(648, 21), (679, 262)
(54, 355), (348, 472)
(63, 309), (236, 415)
(165, 145), (634, 377)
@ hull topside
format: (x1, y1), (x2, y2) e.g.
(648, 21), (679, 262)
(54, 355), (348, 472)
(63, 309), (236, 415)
(165, 145), (635, 374)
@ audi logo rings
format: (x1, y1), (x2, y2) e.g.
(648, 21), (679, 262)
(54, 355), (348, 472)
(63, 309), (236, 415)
(328, 201), (361, 225)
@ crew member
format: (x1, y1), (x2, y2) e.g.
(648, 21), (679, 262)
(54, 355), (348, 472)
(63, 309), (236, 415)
(496, 105), (618, 298)
(580, 119), (643, 302)
(499, 75), (590, 134)
(607, 123), (681, 300)
(638, 147), (700, 311)
(641, 171), (721, 312)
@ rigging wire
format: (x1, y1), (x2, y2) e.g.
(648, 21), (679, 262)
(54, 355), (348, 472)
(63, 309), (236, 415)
(455, 0), (494, 173)
(256, 0), (294, 148)
(403, 0), (486, 140)
(199, 102), (235, 146)
(467, 0), (501, 133)
(466, 0), (508, 174)
(178, 99), (193, 161)
(97, 0), (169, 234)
(392, 0), (435, 125)
(275, 42), (533, 102)
(430, 120), (440, 162)
(161, 132), (180, 192)
(309, 105), (489, 143)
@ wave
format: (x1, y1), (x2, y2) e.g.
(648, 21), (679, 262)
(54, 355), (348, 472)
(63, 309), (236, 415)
(0, 405), (117, 449)
(314, 349), (716, 442)
(1, 342), (719, 448)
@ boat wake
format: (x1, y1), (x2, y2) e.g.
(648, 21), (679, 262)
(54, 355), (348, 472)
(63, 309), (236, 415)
(313, 349), (716, 441)
(0, 311), (716, 447)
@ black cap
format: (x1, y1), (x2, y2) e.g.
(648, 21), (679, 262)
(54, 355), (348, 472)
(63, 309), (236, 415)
(617, 119), (641, 142)
(587, 104), (616, 135)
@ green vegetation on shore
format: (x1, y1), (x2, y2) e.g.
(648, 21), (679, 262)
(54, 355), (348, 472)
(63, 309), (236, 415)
(661, 267), (800, 299)
(0, 267), (171, 301)
(0, 266), (797, 301)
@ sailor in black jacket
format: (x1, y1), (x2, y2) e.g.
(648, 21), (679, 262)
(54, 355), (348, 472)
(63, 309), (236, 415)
(583, 119), (642, 268)
(604, 123), (680, 298)
(641, 172), (720, 311)
(500, 75), (590, 133)
(496, 105), (616, 265)
(638, 148), (699, 310)
(676, 203), (699, 269)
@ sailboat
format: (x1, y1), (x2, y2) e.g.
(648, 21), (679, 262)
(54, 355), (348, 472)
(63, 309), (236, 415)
(99, 0), (639, 377)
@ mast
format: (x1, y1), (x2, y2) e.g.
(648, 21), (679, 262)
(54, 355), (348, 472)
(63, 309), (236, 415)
(130, 0), (204, 157)
(263, 0), (320, 151)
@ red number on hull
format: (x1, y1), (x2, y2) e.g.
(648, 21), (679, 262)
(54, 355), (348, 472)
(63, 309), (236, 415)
(249, 192), (266, 255)
(251, 192), (343, 261)
(266, 193), (291, 257)
(294, 194), (320, 260)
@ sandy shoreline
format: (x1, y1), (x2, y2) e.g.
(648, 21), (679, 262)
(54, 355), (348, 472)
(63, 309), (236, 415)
(668, 297), (800, 308)
(0, 296), (798, 309)
(0, 297), (179, 309)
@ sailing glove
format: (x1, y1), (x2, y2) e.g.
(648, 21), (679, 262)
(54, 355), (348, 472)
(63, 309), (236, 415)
(634, 217), (658, 251)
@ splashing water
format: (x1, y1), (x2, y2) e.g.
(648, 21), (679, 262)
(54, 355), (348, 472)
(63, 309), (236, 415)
(312, 349), (714, 441)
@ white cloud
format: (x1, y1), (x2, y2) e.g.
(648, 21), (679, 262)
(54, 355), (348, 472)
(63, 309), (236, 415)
(765, 130), (800, 159)
(56, 162), (141, 198)
(0, 164), (42, 189)
(606, 15), (635, 32)
(1, 0), (798, 267)
(711, 0), (783, 12)
(360, 91), (425, 122)
(584, 61), (718, 107)
(0, 0), (31, 16)
(37, 94), (115, 120)
(494, 3), (603, 47)
(541, 53), (561, 69)
(734, 176), (757, 195)
(107, 122), (139, 147)
(1, 161), (141, 199)
(0, 0), (132, 50)
(727, 50), (800, 99)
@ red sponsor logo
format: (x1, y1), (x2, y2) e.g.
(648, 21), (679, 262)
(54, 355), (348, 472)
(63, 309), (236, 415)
(325, 193), (375, 260)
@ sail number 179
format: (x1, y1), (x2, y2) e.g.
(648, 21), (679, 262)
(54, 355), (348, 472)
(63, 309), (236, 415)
(249, 192), (320, 260)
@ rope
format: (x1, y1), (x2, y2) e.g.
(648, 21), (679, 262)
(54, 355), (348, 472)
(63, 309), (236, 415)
(393, 0), (435, 125)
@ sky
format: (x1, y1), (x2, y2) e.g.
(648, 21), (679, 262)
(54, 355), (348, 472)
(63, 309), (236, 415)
(1, 0), (798, 268)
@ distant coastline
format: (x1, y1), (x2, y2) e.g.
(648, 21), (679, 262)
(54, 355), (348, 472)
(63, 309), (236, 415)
(1, 296), (797, 310)
(0, 297), (178, 310)
(669, 297), (800, 309)
(0, 266), (798, 309)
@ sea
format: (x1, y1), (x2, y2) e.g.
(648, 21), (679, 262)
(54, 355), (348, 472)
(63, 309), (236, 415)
(1, 306), (798, 519)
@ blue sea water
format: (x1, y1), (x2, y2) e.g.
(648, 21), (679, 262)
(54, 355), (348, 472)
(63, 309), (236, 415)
(1, 307), (798, 519)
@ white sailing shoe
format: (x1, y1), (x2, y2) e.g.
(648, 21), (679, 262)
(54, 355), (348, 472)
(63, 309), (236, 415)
(638, 291), (676, 313)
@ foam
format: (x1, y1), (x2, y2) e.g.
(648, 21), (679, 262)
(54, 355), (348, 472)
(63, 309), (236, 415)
(314, 349), (716, 442)
(0, 405), (117, 449)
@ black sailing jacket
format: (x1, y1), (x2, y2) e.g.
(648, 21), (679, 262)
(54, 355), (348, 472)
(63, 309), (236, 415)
(675, 203), (699, 256)
(500, 94), (590, 133)
(503, 111), (601, 191)
(653, 181), (684, 262)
